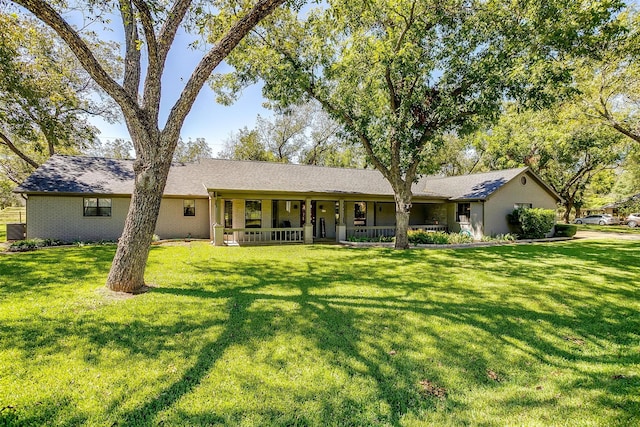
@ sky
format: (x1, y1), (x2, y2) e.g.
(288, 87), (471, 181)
(85, 21), (273, 156)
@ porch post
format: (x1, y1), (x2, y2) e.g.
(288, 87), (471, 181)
(336, 199), (346, 242)
(304, 197), (313, 244)
(210, 191), (224, 246)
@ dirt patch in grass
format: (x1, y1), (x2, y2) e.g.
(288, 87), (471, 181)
(419, 379), (447, 399)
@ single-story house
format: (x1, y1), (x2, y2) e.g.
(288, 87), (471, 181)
(598, 193), (640, 217)
(14, 155), (560, 244)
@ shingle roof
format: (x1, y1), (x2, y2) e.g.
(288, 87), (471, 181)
(15, 155), (546, 201)
(421, 167), (529, 200)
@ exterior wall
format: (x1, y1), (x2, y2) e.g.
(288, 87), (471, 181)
(315, 201), (336, 238)
(26, 195), (211, 241)
(26, 196), (129, 241)
(469, 202), (484, 239)
(375, 202), (396, 226)
(155, 198), (210, 239)
(483, 172), (557, 236)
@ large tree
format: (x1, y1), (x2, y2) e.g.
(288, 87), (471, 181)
(576, 7), (640, 144)
(472, 103), (626, 222)
(12, 0), (287, 292)
(214, 0), (622, 248)
(0, 11), (117, 176)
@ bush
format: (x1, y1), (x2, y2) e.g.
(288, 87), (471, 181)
(407, 230), (473, 245)
(509, 207), (556, 239)
(554, 224), (577, 238)
(480, 233), (518, 242)
(8, 238), (62, 252)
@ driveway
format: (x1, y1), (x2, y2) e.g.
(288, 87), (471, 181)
(575, 230), (640, 241)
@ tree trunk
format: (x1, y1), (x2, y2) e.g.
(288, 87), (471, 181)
(563, 200), (574, 224)
(394, 191), (412, 249)
(106, 155), (172, 293)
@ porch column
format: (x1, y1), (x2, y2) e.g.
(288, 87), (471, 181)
(336, 199), (346, 242)
(304, 197), (313, 244)
(210, 191), (224, 246)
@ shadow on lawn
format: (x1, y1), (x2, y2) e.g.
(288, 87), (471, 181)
(115, 241), (639, 425)
(1, 241), (638, 425)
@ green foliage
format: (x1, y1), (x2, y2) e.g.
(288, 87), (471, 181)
(510, 207), (556, 239)
(468, 103), (625, 221)
(407, 230), (473, 245)
(7, 238), (61, 252)
(214, 0), (623, 248)
(0, 11), (119, 175)
(480, 233), (518, 242)
(554, 224), (578, 238)
(0, 242), (638, 425)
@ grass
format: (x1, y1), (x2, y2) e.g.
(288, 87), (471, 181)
(574, 223), (640, 234)
(0, 206), (26, 242)
(0, 241), (638, 426)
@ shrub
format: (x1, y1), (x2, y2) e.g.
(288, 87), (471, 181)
(8, 238), (62, 252)
(509, 207), (556, 239)
(407, 230), (473, 245)
(554, 224), (577, 238)
(480, 233), (518, 242)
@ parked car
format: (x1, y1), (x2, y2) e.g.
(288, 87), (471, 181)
(625, 213), (640, 228)
(574, 214), (620, 225)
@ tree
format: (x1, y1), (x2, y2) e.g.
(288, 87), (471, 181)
(576, 7), (640, 144)
(12, 0), (287, 292)
(218, 126), (275, 161)
(219, 101), (367, 166)
(86, 138), (134, 159)
(472, 103), (626, 222)
(214, 0), (622, 248)
(0, 11), (117, 175)
(173, 137), (212, 162)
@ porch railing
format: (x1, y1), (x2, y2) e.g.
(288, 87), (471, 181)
(346, 224), (448, 239)
(224, 227), (304, 244)
(409, 224), (448, 232)
(346, 226), (396, 239)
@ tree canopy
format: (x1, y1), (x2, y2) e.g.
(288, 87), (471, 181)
(0, 11), (118, 173)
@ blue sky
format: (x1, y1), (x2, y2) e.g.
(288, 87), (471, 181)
(88, 27), (272, 156)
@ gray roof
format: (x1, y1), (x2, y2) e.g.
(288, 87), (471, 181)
(15, 155), (549, 201)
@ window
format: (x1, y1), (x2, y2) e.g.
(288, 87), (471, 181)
(183, 199), (195, 216)
(456, 202), (470, 223)
(83, 198), (112, 217)
(224, 200), (233, 228)
(245, 200), (262, 228)
(354, 202), (366, 226)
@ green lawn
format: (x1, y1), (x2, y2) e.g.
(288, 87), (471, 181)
(1, 242), (638, 426)
(0, 206), (26, 242)
(575, 223), (640, 234)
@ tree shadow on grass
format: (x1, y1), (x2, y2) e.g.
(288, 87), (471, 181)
(120, 241), (638, 424)
(2, 241), (638, 425)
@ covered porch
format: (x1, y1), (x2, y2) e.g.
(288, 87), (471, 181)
(207, 192), (451, 245)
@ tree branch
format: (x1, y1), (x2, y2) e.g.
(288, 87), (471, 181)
(120, 0), (142, 98)
(164, 0), (286, 146)
(13, 0), (141, 122)
(0, 131), (39, 169)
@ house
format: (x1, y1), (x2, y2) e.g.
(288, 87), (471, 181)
(598, 193), (640, 217)
(14, 155), (560, 244)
